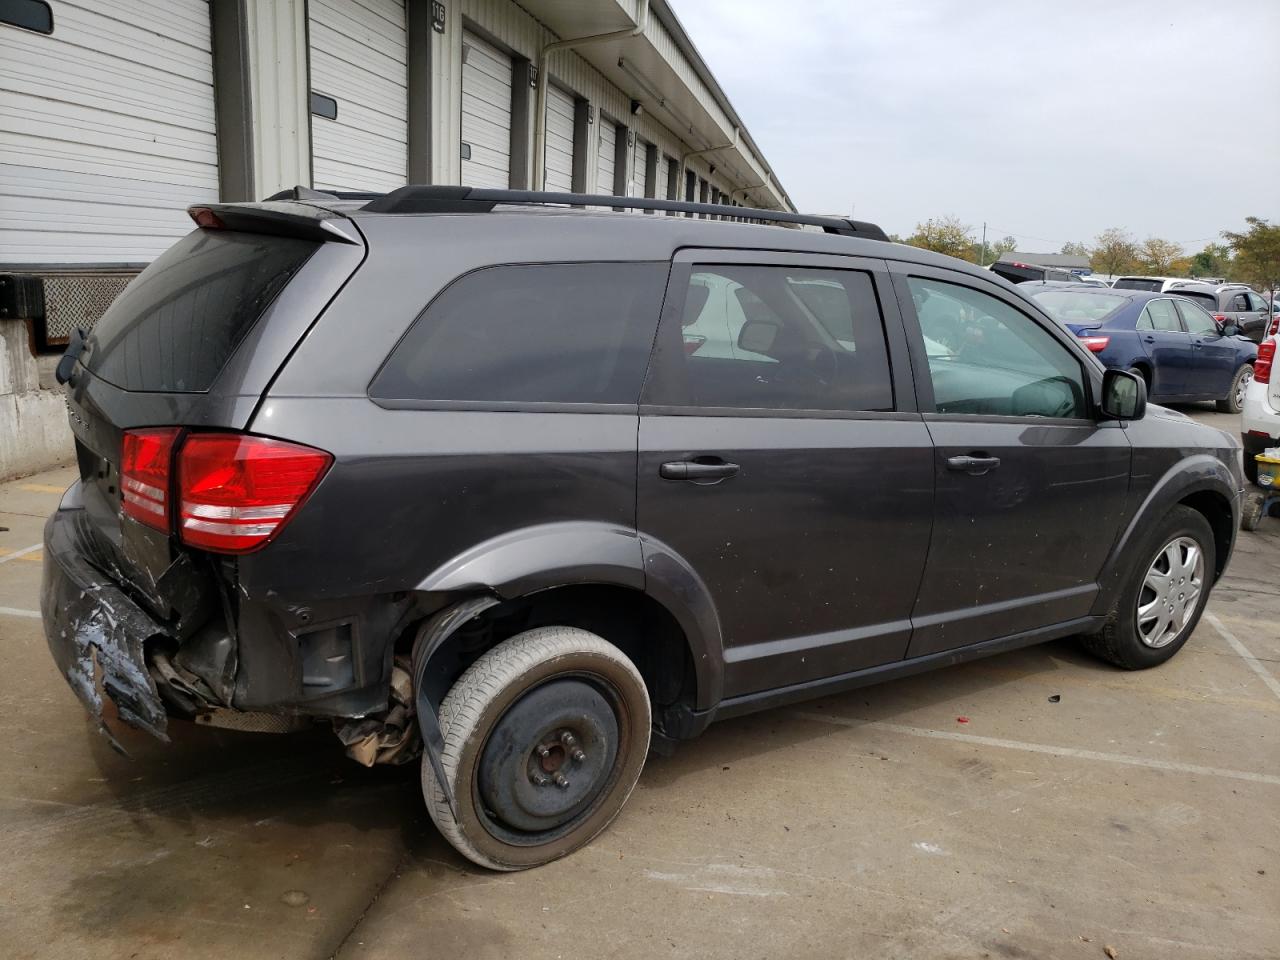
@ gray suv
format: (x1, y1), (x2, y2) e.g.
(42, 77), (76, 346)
(42, 187), (1243, 870)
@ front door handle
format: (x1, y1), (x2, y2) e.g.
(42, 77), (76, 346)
(660, 459), (740, 482)
(946, 455), (1001, 476)
(1143, 335), (1155, 343)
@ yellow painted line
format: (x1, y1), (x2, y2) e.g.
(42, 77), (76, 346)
(18, 483), (65, 494)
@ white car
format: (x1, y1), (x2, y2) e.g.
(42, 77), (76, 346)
(1242, 335), (1279, 486)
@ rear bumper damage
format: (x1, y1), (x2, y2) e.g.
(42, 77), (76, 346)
(42, 506), (171, 750)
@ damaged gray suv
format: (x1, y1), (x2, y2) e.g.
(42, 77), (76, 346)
(44, 186), (1243, 870)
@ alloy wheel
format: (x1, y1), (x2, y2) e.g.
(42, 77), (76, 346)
(1236, 367), (1253, 408)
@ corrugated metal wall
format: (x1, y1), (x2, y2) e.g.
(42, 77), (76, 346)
(246, 0), (310, 197)
(0, 0), (218, 263)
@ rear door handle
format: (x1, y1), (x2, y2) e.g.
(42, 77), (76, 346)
(946, 455), (1001, 475)
(660, 459), (740, 482)
(1143, 335), (1155, 343)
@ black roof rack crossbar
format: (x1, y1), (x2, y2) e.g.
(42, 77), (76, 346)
(358, 186), (888, 241)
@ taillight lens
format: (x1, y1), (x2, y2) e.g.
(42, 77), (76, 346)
(121, 428), (180, 529)
(1079, 335), (1110, 353)
(1256, 340), (1275, 385)
(177, 434), (332, 554)
(1212, 314), (1228, 324)
(1268, 316), (1278, 337)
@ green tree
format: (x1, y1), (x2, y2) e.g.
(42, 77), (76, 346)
(1137, 237), (1184, 274)
(1090, 227), (1138, 277)
(1060, 241), (1090, 257)
(1223, 218), (1280, 299)
(1189, 243), (1232, 279)
(906, 216), (975, 261)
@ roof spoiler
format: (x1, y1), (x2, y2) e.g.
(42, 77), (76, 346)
(186, 203), (362, 244)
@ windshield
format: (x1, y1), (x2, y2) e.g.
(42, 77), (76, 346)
(1031, 290), (1128, 324)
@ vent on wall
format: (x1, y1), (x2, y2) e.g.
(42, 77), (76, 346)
(310, 92), (338, 120)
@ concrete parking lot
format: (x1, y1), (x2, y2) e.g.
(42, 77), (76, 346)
(2, 405), (1276, 960)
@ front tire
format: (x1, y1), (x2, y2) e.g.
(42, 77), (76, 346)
(422, 627), (650, 871)
(1081, 505), (1215, 670)
(1217, 364), (1252, 414)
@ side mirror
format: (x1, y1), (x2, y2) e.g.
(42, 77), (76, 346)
(1100, 369), (1147, 421)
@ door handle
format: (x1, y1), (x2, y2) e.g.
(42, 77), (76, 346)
(660, 459), (740, 482)
(946, 455), (1001, 476)
(1143, 335), (1155, 343)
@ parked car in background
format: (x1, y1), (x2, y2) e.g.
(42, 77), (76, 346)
(1112, 276), (1212, 294)
(1205, 284), (1272, 342)
(42, 187), (1244, 871)
(989, 259), (1084, 284)
(1242, 335), (1279, 485)
(1025, 283), (1258, 412)
(1078, 276), (1111, 287)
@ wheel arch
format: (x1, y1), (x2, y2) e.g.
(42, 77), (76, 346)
(1091, 455), (1238, 618)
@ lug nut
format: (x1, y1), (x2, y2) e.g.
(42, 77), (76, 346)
(560, 732), (577, 748)
(571, 748), (586, 763)
(531, 771), (550, 786)
(536, 745), (550, 758)
(554, 773), (570, 789)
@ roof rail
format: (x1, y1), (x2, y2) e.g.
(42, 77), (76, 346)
(358, 185), (889, 241)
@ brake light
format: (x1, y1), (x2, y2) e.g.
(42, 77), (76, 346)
(1269, 316), (1278, 337)
(121, 428), (181, 529)
(1212, 314), (1228, 324)
(1256, 340), (1275, 385)
(189, 207), (225, 229)
(1079, 335), (1110, 353)
(177, 434), (332, 554)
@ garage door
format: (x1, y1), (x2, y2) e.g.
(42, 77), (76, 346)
(597, 118), (617, 195)
(461, 30), (511, 188)
(655, 154), (670, 204)
(309, 0), (407, 193)
(0, 0), (218, 263)
(632, 137), (649, 201)
(544, 83), (575, 192)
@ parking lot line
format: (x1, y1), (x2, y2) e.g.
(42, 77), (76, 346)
(792, 712), (1280, 786)
(0, 543), (43, 564)
(0, 607), (40, 619)
(1205, 611), (1280, 702)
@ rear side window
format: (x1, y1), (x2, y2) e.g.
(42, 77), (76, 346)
(370, 262), (666, 405)
(86, 230), (318, 392)
(1142, 299), (1183, 332)
(661, 265), (893, 412)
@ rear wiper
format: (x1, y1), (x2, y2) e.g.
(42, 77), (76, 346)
(55, 327), (87, 385)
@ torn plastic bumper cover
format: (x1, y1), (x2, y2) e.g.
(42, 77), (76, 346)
(41, 508), (170, 749)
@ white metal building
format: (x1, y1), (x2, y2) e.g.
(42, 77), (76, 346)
(1, 0), (792, 277)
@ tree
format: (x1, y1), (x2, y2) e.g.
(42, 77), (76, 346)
(906, 216), (974, 261)
(1189, 243), (1232, 279)
(1090, 227), (1138, 277)
(1223, 218), (1280, 298)
(1137, 237), (1184, 274)
(1060, 241), (1090, 257)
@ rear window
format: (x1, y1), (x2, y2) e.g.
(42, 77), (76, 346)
(86, 230), (318, 392)
(1031, 290), (1128, 324)
(370, 262), (667, 405)
(990, 263), (1042, 284)
(1174, 290), (1216, 309)
(1112, 277), (1162, 292)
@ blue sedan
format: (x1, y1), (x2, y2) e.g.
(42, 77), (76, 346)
(1024, 283), (1259, 413)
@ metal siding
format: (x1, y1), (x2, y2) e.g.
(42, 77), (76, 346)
(544, 83), (575, 192)
(245, 0), (310, 198)
(0, 0), (218, 264)
(597, 118), (617, 195)
(460, 29), (512, 188)
(309, 0), (408, 192)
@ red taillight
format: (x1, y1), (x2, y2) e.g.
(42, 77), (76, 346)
(1256, 340), (1275, 385)
(1079, 335), (1110, 353)
(177, 434), (332, 554)
(683, 334), (707, 356)
(121, 428), (180, 529)
(1212, 313), (1228, 324)
(189, 207), (225, 229)
(1268, 316), (1278, 337)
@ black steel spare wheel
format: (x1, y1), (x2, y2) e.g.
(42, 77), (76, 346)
(476, 678), (619, 838)
(422, 626), (651, 871)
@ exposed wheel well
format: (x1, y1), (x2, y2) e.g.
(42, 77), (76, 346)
(1179, 489), (1234, 580)
(1128, 361), (1152, 387)
(411, 585), (697, 735)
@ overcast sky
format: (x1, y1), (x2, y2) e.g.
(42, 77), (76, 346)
(675, 0), (1280, 252)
